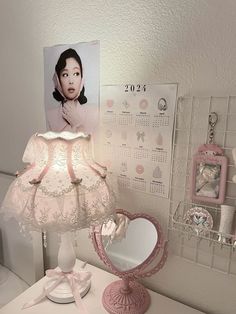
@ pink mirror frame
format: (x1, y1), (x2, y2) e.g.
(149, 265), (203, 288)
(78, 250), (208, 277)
(90, 209), (168, 314)
(191, 144), (228, 205)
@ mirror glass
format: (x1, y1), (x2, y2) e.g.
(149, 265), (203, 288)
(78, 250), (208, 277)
(101, 216), (158, 271)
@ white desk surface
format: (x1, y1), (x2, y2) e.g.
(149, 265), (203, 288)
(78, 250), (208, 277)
(0, 260), (205, 314)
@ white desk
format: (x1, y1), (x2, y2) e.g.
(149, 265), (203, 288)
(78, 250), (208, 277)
(0, 260), (205, 314)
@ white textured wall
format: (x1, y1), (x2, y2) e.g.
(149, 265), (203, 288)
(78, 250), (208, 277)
(0, 174), (44, 285)
(1, 1), (236, 313)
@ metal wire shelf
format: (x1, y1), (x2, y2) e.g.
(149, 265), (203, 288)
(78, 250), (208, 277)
(169, 96), (236, 275)
(172, 201), (235, 246)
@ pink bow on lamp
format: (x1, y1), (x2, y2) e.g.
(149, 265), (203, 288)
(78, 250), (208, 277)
(22, 268), (92, 314)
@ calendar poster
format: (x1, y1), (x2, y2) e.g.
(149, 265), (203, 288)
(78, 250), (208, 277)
(100, 84), (177, 198)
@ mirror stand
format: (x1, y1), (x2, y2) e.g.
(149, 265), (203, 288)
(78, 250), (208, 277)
(102, 278), (150, 314)
(91, 209), (168, 314)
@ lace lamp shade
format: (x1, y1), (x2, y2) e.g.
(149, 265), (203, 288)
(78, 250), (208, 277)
(1, 132), (116, 234)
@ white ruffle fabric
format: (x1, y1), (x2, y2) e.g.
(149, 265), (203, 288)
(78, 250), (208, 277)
(1, 132), (116, 233)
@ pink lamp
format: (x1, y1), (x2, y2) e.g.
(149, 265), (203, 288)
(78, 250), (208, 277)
(1, 131), (116, 307)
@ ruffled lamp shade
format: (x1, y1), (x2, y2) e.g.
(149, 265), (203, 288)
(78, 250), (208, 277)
(2, 132), (115, 233)
(1, 131), (116, 306)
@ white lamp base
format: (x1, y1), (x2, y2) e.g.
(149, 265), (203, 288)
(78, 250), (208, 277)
(45, 277), (91, 304)
(45, 232), (91, 304)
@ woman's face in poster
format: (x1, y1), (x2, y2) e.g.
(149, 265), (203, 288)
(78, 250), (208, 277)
(59, 57), (82, 100)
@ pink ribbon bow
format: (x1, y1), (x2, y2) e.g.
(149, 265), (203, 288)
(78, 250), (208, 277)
(22, 268), (92, 314)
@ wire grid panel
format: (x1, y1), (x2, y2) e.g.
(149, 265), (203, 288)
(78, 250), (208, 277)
(169, 96), (236, 275)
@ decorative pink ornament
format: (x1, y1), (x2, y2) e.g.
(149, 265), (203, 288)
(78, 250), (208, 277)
(183, 207), (213, 236)
(136, 164), (144, 175)
(191, 144), (228, 204)
(107, 99), (114, 108)
(191, 113), (228, 205)
(139, 99), (148, 110)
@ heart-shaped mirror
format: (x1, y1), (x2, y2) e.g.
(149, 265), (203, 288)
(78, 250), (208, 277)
(101, 216), (158, 272)
(91, 209), (168, 314)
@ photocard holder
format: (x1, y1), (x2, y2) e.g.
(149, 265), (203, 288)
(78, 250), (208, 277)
(191, 112), (228, 204)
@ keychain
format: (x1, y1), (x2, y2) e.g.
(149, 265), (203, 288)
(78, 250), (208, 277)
(191, 112), (228, 204)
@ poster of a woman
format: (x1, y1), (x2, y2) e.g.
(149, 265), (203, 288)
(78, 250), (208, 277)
(44, 41), (100, 135)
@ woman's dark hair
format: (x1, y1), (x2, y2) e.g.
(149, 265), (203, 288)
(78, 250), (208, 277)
(53, 48), (87, 104)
